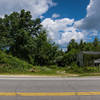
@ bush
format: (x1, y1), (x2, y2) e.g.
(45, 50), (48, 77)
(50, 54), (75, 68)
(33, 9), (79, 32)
(71, 63), (84, 73)
(55, 56), (65, 67)
(65, 62), (100, 73)
(0, 50), (35, 73)
(66, 63), (86, 73)
(64, 49), (78, 66)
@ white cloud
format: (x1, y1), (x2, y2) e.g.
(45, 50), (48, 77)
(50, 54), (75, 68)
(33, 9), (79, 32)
(42, 18), (84, 47)
(76, 0), (100, 31)
(52, 13), (60, 18)
(0, 0), (56, 19)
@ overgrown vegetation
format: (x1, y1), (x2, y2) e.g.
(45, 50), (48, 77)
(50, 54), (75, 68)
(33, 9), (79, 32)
(0, 50), (35, 73)
(0, 9), (100, 75)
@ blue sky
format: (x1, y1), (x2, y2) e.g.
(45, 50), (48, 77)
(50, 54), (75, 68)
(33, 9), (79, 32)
(0, 0), (100, 49)
(44, 0), (90, 20)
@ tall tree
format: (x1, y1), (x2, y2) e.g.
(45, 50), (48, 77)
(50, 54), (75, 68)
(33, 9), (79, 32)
(79, 40), (84, 51)
(93, 37), (99, 47)
(67, 39), (79, 52)
(0, 9), (58, 66)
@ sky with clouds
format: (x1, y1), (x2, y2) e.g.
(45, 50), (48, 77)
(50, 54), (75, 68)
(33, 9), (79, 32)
(0, 0), (99, 49)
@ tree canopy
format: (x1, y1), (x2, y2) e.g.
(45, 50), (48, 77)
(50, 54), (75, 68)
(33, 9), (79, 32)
(0, 10), (58, 66)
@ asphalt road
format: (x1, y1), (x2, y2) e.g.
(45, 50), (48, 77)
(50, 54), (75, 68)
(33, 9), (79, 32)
(0, 77), (100, 100)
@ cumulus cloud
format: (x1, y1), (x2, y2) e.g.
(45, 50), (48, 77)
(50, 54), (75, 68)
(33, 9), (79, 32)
(0, 0), (56, 19)
(52, 13), (60, 18)
(42, 18), (84, 47)
(76, 0), (100, 31)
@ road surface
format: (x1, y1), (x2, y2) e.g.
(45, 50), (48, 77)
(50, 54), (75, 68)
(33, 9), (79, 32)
(0, 77), (100, 100)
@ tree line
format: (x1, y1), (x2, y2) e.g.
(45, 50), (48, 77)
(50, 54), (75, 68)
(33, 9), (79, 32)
(0, 10), (100, 67)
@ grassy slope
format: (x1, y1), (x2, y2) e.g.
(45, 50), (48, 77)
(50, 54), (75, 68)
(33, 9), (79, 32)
(0, 50), (35, 73)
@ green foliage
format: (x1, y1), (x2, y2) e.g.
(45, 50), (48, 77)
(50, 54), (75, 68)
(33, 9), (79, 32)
(0, 50), (35, 73)
(93, 37), (99, 47)
(34, 32), (58, 65)
(83, 43), (93, 51)
(69, 63), (84, 73)
(55, 56), (65, 67)
(65, 63), (100, 74)
(67, 39), (79, 52)
(79, 40), (85, 51)
(0, 10), (58, 66)
(93, 37), (100, 51)
(64, 49), (78, 65)
(83, 54), (100, 66)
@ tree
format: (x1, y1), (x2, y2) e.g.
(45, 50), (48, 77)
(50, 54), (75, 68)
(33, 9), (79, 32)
(83, 42), (93, 51)
(5, 10), (43, 63)
(67, 39), (79, 52)
(0, 9), (59, 66)
(64, 49), (78, 65)
(92, 37), (100, 51)
(93, 37), (99, 47)
(79, 40), (85, 51)
(34, 32), (58, 65)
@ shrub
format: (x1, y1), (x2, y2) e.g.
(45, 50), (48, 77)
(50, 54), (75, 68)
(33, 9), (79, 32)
(55, 56), (65, 67)
(0, 50), (35, 73)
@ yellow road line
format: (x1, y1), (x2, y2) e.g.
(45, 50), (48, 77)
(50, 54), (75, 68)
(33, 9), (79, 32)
(17, 92), (76, 96)
(77, 92), (100, 96)
(0, 93), (16, 96)
(0, 92), (100, 96)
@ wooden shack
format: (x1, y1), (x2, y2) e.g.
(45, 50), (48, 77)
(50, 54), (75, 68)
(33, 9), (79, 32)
(77, 51), (100, 66)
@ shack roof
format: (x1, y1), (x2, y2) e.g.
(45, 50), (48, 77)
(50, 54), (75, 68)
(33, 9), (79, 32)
(82, 51), (100, 55)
